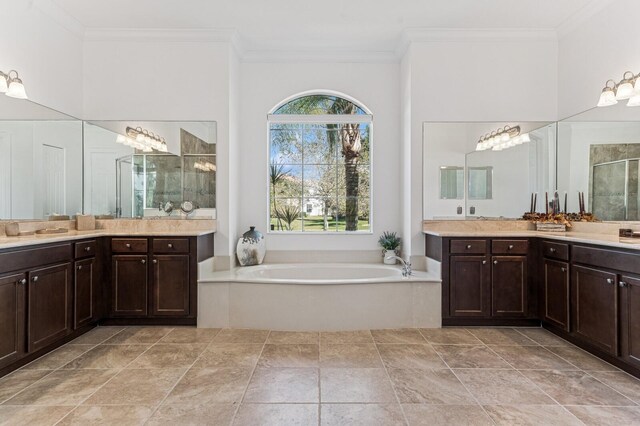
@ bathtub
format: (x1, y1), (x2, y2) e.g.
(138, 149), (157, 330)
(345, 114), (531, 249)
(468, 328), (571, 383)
(198, 263), (442, 331)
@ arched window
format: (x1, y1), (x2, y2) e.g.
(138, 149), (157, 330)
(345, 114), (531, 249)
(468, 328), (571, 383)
(268, 91), (372, 233)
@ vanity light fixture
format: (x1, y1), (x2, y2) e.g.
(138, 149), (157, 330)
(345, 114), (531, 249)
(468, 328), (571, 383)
(597, 71), (640, 107)
(0, 70), (28, 99)
(194, 161), (216, 172)
(476, 125), (529, 152)
(116, 126), (169, 152)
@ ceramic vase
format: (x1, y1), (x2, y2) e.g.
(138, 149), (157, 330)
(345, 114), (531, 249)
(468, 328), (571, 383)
(237, 226), (266, 266)
(383, 249), (397, 264)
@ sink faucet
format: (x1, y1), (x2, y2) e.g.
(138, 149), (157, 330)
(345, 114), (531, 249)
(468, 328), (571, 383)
(386, 255), (412, 277)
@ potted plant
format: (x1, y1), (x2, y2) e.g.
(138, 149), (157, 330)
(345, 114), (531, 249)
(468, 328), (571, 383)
(378, 231), (401, 264)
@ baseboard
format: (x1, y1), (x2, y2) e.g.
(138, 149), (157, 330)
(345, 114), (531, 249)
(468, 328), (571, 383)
(443, 318), (541, 327)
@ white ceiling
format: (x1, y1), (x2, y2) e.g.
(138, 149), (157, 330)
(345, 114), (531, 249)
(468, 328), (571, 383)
(51, 0), (601, 51)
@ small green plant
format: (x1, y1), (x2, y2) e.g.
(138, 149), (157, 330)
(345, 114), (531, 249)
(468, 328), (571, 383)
(276, 204), (301, 231)
(378, 231), (401, 251)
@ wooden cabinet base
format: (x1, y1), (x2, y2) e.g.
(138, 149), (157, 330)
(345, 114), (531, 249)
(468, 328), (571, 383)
(99, 317), (196, 326)
(443, 318), (541, 327)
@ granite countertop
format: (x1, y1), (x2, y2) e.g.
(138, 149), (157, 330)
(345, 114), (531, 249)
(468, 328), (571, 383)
(0, 229), (215, 250)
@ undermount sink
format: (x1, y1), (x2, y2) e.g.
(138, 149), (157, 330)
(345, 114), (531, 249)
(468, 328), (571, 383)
(35, 228), (69, 235)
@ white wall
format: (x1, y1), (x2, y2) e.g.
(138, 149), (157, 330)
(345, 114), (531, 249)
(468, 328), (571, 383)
(558, 0), (640, 118)
(238, 61), (401, 252)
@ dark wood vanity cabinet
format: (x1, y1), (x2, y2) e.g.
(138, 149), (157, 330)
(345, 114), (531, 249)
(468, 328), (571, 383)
(111, 255), (149, 317)
(450, 255), (491, 317)
(619, 275), (640, 369)
(492, 255), (528, 317)
(0, 273), (26, 369)
(152, 255), (190, 316)
(542, 259), (570, 331)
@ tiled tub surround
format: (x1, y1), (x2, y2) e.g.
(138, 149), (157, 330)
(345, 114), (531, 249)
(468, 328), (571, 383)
(198, 264), (441, 330)
(0, 326), (639, 425)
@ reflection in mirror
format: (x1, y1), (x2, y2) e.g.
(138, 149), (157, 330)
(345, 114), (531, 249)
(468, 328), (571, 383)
(439, 166), (464, 200)
(423, 121), (555, 220)
(0, 96), (82, 219)
(83, 121), (216, 218)
(558, 103), (640, 221)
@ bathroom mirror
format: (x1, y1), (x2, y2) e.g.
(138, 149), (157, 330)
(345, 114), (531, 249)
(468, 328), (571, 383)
(423, 121), (555, 219)
(557, 103), (640, 221)
(439, 166), (464, 200)
(0, 96), (83, 220)
(83, 120), (217, 218)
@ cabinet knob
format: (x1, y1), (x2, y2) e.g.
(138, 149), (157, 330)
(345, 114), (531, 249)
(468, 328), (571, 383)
(167, 243), (173, 248)
(549, 248), (556, 253)
(482, 260), (487, 265)
(153, 259), (158, 264)
(77, 265), (82, 270)
(508, 245), (514, 250)
(85, 246), (91, 252)
(619, 281), (628, 288)
(126, 243), (131, 248)
(561, 267), (566, 272)
(32, 276), (38, 282)
(466, 245), (472, 249)
(606, 278), (613, 284)
(493, 260), (498, 265)
(141, 259), (146, 264)
(18, 278), (26, 285)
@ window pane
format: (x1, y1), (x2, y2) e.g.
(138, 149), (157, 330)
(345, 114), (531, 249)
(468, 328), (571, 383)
(274, 95), (366, 115)
(303, 125), (339, 164)
(270, 165), (302, 198)
(336, 197), (370, 231)
(303, 197), (338, 232)
(303, 165), (337, 198)
(270, 128), (302, 164)
(271, 198), (302, 231)
(334, 163), (369, 198)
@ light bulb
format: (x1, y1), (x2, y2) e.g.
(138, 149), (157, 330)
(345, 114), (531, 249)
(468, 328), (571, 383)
(520, 133), (530, 143)
(598, 80), (618, 107)
(513, 136), (523, 145)
(116, 134), (126, 144)
(0, 72), (7, 93)
(615, 72), (636, 100)
(136, 133), (145, 142)
(628, 94), (640, 107)
(500, 132), (509, 142)
(6, 76), (27, 99)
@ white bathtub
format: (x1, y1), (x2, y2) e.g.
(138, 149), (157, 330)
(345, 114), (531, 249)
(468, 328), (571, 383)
(198, 263), (442, 331)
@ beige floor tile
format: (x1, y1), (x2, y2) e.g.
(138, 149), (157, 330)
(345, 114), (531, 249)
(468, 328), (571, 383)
(159, 327), (221, 344)
(490, 345), (576, 370)
(566, 405), (640, 426)
(419, 328), (482, 345)
(483, 404), (583, 426)
(62, 344), (150, 369)
(164, 367), (252, 405)
(84, 368), (184, 405)
(0, 370), (53, 404)
(388, 368), (475, 404)
(320, 330), (373, 344)
(236, 404), (318, 426)
(257, 344), (319, 368)
(467, 328), (538, 346)
(522, 369), (636, 406)
(23, 345), (95, 370)
(546, 346), (618, 371)
(433, 345), (511, 369)
(147, 403), (236, 426)
(126, 343), (207, 369)
(102, 327), (173, 345)
(58, 405), (154, 426)
(377, 344), (447, 369)
(212, 329), (270, 344)
(402, 404), (493, 426)
(320, 344), (382, 368)
(320, 368), (397, 403)
(515, 328), (571, 346)
(589, 371), (640, 404)
(454, 369), (555, 405)
(321, 403), (405, 426)
(267, 331), (319, 344)
(191, 343), (262, 369)
(70, 327), (126, 345)
(244, 367), (319, 403)
(0, 405), (74, 426)
(371, 329), (426, 344)
(5, 369), (117, 406)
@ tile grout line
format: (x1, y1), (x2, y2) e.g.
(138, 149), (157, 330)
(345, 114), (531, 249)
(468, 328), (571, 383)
(0, 326), (128, 406)
(141, 327), (223, 425)
(230, 330), (272, 425)
(371, 333), (411, 426)
(52, 326), (176, 426)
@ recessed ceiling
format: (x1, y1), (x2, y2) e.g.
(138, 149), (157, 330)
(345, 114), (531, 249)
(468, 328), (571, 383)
(52, 0), (597, 50)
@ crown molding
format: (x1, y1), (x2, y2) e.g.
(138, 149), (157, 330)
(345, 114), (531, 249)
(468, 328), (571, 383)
(83, 28), (238, 42)
(33, 0), (85, 39)
(402, 28), (558, 44)
(240, 49), (398, 64)
(556, 0), (617, 39)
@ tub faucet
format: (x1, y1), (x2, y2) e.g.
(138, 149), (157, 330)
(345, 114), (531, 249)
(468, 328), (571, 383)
(386, 255), (412, 277)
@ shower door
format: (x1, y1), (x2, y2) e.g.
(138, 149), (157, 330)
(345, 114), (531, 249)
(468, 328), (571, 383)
(592, 159), (640, 221)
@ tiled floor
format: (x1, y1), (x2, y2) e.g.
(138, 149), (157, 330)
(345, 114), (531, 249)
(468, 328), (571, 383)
(1, 326), (640, 425)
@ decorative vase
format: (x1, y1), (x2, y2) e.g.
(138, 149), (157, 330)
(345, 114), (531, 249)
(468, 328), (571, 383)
(237, 226), (266, 266)
(383, 249), (397, 264)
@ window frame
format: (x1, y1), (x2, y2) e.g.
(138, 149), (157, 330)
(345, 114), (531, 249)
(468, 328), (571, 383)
(266, 99), (373, 235)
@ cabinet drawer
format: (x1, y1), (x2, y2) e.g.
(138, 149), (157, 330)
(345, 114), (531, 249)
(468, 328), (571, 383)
(450, 240), (487, 254)
(0, 244), (72, 275)
(111, 238), (148, 253)
(152, 238), (189, 254)
(75, 240), (97, 258)
(492, 240), (528, 255)
(542, 241), (569, 261)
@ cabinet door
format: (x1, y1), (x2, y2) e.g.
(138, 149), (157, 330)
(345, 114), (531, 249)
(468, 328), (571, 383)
(112, 255), (148, 316)
(492, 256), (528, 317)
(0, 273), (26, 369)
(74, 258), (95, 329)
(620, 275), (640, 369)
(543, 259), (570, 330)
(450, 256), (490, 317)
(28, 263), (72, 353)
(152, 255), (190, 316)
(571, 265), (618, 355)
